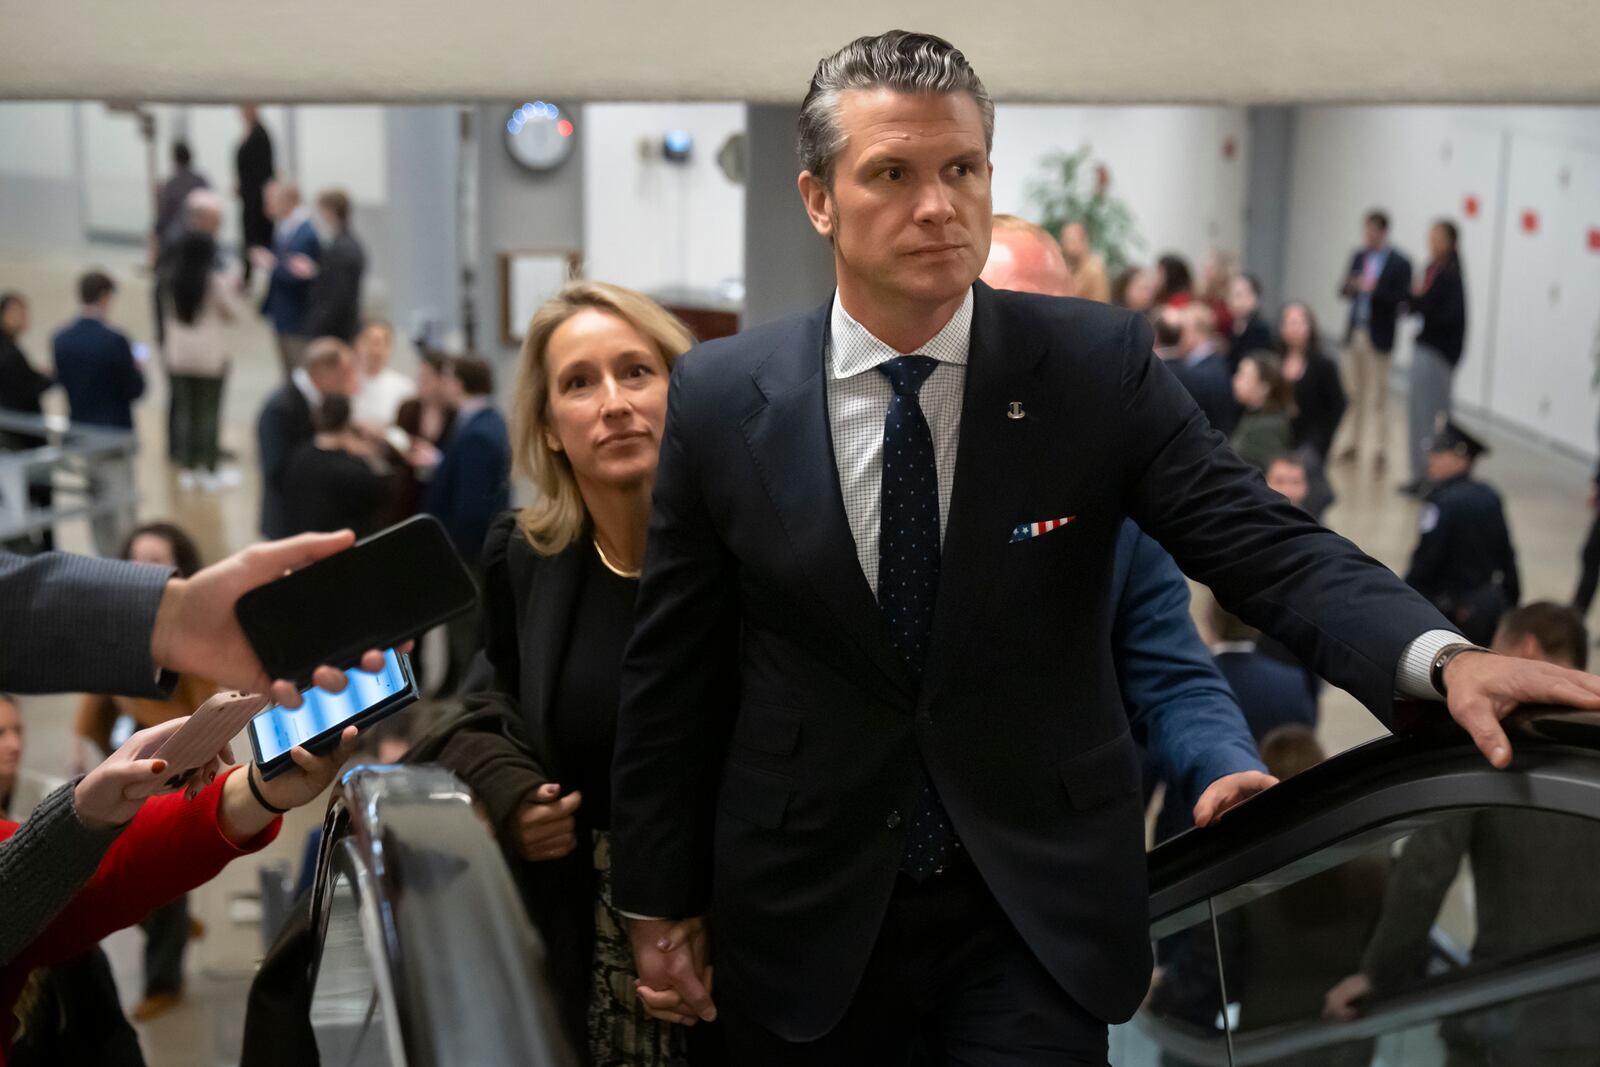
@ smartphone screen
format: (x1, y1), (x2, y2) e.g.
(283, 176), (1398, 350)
(235, 515), (478, 687)
(249, 649), (414, 768)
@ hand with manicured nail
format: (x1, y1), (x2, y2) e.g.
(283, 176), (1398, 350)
(73, 719), (197, 830)
(512, 782), (583, 861)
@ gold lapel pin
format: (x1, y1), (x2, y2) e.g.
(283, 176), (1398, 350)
(1007, 401), (1026, 420)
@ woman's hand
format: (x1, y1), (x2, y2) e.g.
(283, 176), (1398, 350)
(511, 783), (582, 861)
(73, 718), (218, 831)
(218, 726), (361, 845)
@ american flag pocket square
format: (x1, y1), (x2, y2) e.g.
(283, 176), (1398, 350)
(1010, 516), (1077, 543)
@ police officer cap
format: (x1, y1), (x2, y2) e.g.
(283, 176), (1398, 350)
(1427, 418), (1488, 460)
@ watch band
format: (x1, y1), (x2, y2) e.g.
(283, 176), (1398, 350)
(1430, 642), (1492, 698)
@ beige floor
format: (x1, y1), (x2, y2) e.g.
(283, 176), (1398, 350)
(1, 239), (1594, 1065)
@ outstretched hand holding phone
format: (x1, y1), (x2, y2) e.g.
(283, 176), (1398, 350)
(147, 530), (412, 709)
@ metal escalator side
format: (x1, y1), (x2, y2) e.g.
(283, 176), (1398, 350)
(1130, 709), (1600, 1067)
(305, 764), (576, 1067)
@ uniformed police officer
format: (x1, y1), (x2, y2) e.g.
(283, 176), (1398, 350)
(1405, 420), (1521, 645)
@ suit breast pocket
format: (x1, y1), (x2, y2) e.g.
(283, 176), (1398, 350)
(1059, 731), (1142, 811)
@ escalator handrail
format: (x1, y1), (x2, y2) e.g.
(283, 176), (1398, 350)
(312, 763), (575, 1067)
(1136, 930), (1600, 1066)
(1147, 706), (1600, 936)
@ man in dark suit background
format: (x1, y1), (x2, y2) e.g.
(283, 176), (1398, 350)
(425, 355), (510, 693)
(1334, 209), (1412, 472)
(254, 180), (321, 377)
(52, 272), (145, 432)
(609, 31), (1600, 1064)
(235, 105), (275, 288)
(301, 189), (366, 344)
(1172, 300), (1238, 436)
(257, 337), (355, 539)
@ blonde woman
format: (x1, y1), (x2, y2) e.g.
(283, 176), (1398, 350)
(420, 281), (712, 1065)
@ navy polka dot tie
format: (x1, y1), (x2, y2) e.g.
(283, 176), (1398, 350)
(878, 355), (958, 880)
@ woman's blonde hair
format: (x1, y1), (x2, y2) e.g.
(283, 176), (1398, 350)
(512, 280), (696, 556)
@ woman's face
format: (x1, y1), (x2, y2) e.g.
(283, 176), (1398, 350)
(1233, 359), (1267, 409)
(127, 532), (178, 570)
(1124, 269), (1157, 312)
(1, 299), (27, 337)
(1279, 305), (1311, 351)
(542, 309), (671, 493)
(1429, 224), (1451, 260)
(1226, 276), (1257, 322)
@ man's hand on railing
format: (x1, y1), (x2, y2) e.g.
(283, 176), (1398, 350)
(629, 916), (716, 1025)
(1444, 651), (1600, 768)
(1192, 770), (1279, 828)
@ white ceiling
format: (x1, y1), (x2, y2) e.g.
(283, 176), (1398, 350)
(5, 0), (1599, 104)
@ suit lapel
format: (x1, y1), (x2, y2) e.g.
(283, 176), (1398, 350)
(921, 282), (1054, 707)
(517, 542), (584, 779)
(740, 301), (917, 703)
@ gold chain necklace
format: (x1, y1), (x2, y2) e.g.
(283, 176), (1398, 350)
(593, 538), (641, 579)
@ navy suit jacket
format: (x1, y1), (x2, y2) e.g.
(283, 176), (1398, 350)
(1341, 247), (1413, 353)
(610, 282), (1451, 1039)
(257, 382), (315, 539)
(51, 318), (144, 430)
(261, 218), (321, 337)
(1214, 649), (1319, 742)
(1110, 520), (1263, 814)
(1170, 350), (1237, 436)
(425, 407), (511, 568)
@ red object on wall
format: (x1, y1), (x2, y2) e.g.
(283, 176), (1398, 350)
(1522, 210), (1540, 234)
(1463, 195), (1480, 219)
(1222, 138), (1236, 160)
(1588, 227), (1600, 253)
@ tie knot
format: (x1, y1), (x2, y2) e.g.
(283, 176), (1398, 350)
(878, 355), (937, 398)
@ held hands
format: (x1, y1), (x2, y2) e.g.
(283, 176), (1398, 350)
(1192, 770), (1279, 828)
(73, 718), (229, 831)
(511, 783), (582, 861)
(629, 916), (716, 1025)
(147, 530), (411, 709)
(1443, 651), (1600, 768)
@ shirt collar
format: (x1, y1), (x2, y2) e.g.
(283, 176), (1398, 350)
(455, 396), (490, 421)
(829, 287), (974, 380)
(292, 367), (322, 409)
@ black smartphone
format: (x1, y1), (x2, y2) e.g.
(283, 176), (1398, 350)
(235, 515), (478, 689)
(247, 649), (419, 779)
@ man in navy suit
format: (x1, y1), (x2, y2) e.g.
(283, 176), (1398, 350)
(611, 32), (1600, 1063)
(425, 354), (510, 692)
(52, 272), (144, 432)
(1334, 209), (1412, 471)
(254, 180), (321, 378)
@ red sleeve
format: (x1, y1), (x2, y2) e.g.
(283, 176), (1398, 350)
(8, 766), (280, 973)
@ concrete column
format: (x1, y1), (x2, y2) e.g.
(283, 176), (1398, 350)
(741, 103), (835, 329)
(1243, 106), (1297, 311)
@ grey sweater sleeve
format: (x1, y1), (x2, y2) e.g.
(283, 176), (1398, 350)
(0, 779), (126, 965)
(0, 551), (176, 697)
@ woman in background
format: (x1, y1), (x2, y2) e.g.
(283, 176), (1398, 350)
(1403, 220), (1467, 495)
(280, 394), (396, 537)
(73, 521), (216, 1024)
(1277, 302), (1347, 463)
(163, 228), (245, 492)
(0, 293), (55, 552)
(1231, 351), (1296, 471)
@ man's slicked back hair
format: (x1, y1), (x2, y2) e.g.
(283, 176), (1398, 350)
(798, 30), (993, 186)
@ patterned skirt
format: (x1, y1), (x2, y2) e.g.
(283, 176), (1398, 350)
(588, 831), (691, 1066)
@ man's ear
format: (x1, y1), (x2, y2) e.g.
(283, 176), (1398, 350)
(797, 171), (834, 240)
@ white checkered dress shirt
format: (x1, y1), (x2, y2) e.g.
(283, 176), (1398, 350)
(826, 289), (973, 598)
(820, 284), (1456, 699)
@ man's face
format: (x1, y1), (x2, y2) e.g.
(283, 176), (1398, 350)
(1, 300), (28, 337)
(1266, 460), (1308, 508)
(1061, 223), (1090, 261)
(1364, 219), (1386, 249)
(979, 228), (1071, 297)
(355, 326), (393, 376)
(1427, 449), (1470, 483)
(312, 355), (357, 397)
(799, 88), (992, 319)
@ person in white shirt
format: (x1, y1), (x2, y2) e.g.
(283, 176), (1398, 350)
(351, 319), (415, 431)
